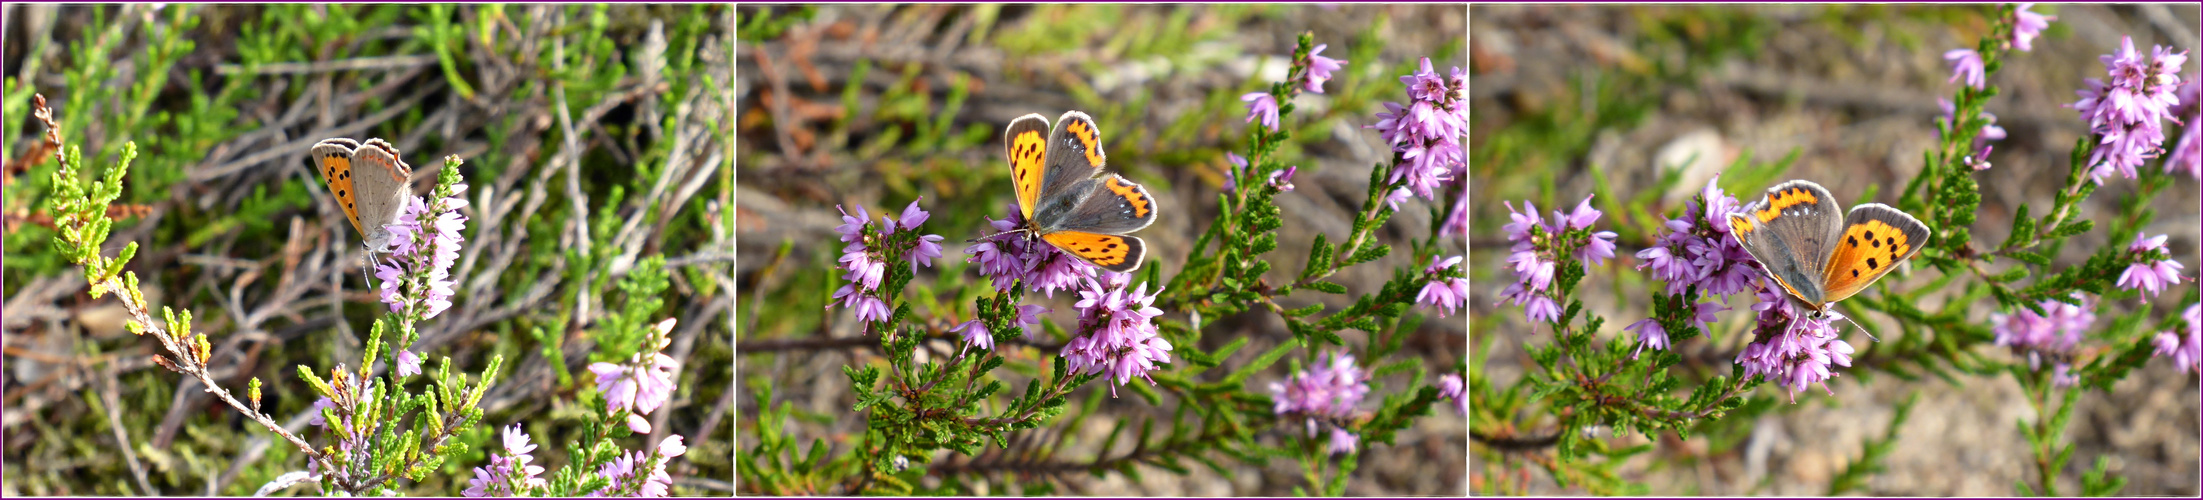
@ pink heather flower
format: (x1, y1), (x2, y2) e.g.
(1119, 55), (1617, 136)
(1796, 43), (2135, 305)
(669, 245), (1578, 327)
(1268, 165), (1298, 192)
(1417, 256), (1471, 317)
(1303, 44), (1346, 94)
(965, 204), (1098, 297)
(1326, 426), (1359, 455)
(1993, 293), (2096, 386)
(1945, 49), (1986, 90)
(953, 319), (992, 351)
(396, 349), (422, 377)
(1558, 194), (1620, 267)
(2116, 233), (2187, 297)
(2153, 304), (2201, 374)
(1269, 351), (1371, 419)
(1636, 175), (1759, 298)
(1939, 98), (2007, 161)
(834, 204), (871, 244)
(307, 397), (335, 427)
(1735, 285), (1856, 401)
(1061, 273), (1172, 395)
(2010, 4), (2054, 52)
(1436, 373), (1467, 415)
(1242, 92), (1281, 131)
(464, 424), (549, 497)
(1624, 318), (1669, 355)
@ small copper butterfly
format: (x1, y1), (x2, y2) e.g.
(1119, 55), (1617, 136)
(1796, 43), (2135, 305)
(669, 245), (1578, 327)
(998, 111), (1158, 272)
(1726, 180), (1931, 328)
(309, 138), (414, 251)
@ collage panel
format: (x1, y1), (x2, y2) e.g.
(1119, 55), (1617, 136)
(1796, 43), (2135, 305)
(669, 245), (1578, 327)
(2, 3), (735, 496)
(733, 3), (1470, 497)
(1468, 3), (2199, 497)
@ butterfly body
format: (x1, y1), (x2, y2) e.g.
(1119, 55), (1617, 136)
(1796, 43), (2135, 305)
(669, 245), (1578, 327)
(1726, 180), (1931, 319)
(1003, 111), (1157, 273)
(309, 138), (415, 252)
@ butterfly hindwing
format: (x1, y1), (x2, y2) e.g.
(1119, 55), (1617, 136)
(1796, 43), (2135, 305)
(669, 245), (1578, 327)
(1819, 203), (1931, 304)
(347, 139), (415, 250)
(310, 138), (366, 237)
(1728, 180), (1845, 306)
(1005, 114), (1052, 221)
(1040, 230), (1145, 273)
(1038, 174), (1156, 235)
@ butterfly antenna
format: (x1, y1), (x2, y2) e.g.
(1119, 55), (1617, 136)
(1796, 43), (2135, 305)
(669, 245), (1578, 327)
(967, 228), (1028, 244)
(1837, 313), (1879, 342)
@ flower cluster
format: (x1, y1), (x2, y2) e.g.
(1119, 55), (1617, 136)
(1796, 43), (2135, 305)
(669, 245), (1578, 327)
(462, 425), (549, 497)
(1301, 44), (1347, 94)
(952, 304), (1048, 351)
(2154, 304), (2201, 374)
(2069, 37), (2189, 183)
(1416, 256), (1472, 317)
(1368, 58), (1468, 207)
(593, 436), (688, 497)
(831, 199), (948, 322)
(1498, 194), (1619, 324)
(1635, 175), (1760, 299)
(1061, 272), (1172, 395)
(1991, 293), (2097, 387)
(589, 318), (682, 433)
(965, 203), (1097, 297)
(1269, 351), (1370, 455)
(1239, 39), (1349, 131)
(1734, 285), (1856, 401)
(2116, 233), (2187, 297)
(374, 184), (470, 320)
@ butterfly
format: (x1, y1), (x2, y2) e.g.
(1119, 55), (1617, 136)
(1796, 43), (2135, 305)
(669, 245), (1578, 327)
(1726, 180), (1931, 336)
(308, 138), (414, 252)
(992, 111), (1158, 273)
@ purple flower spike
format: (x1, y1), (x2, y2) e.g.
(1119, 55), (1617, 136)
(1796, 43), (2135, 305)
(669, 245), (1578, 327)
(2011, 4), (2054, 52)
(2116, 233), (2186, 297)
(1061, 274), (1172, 396)
(2153, 304), (2201, 374)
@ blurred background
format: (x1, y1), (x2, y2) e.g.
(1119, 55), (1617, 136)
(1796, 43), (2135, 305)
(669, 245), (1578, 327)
(1469, 4), (2198, 496)
(3, 4), (733, 495)
(736, 4), (1466, 496)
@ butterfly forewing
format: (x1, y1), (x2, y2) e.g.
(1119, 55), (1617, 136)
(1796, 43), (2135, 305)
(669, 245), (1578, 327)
(1039, 111), (1108, 203)
(1004, 114), (1052, 221)
(1819, 203), (1931, 303)
(1727, 180), (1845, 306)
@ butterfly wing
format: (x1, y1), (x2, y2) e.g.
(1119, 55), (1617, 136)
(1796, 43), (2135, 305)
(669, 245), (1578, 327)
(1041, 230), (1146, 273)
(1004, 114), (1052, 221)
(346, 139), (415, 250)
(1725, 180), (1845, 307)
(310, 138), (366, 237)
(1040, 174), (1156, 235)
(1818, 203), (1931, 304)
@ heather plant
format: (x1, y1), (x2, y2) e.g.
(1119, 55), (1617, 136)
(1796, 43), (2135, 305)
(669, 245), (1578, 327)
(1467, 4), (2197, 495)
(5, 4), (731, 496)
(736, 5), (1467, 495)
